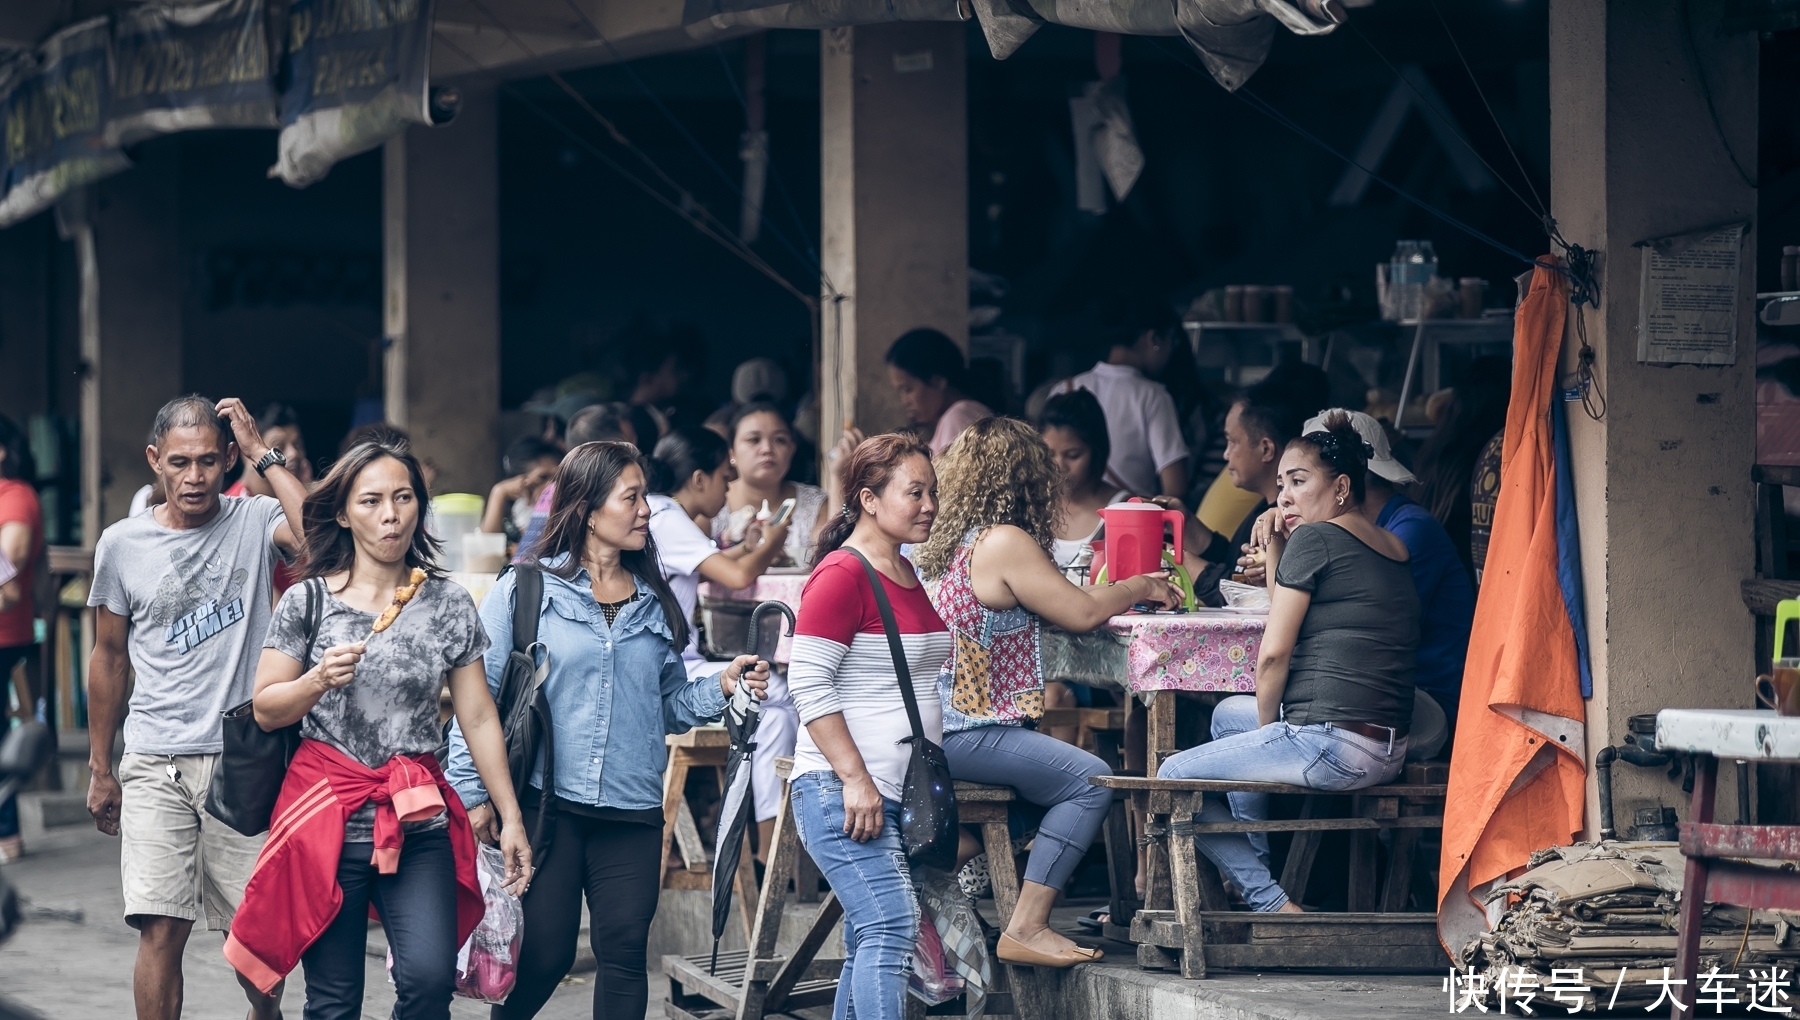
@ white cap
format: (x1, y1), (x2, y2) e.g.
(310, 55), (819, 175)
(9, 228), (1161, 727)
(1301, 409), (1417, 485)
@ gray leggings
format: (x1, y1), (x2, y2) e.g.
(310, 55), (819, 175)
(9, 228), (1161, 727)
(942, 724), (1113, 890)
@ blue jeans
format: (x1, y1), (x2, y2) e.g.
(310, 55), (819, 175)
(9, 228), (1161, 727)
(791, 772), (917, 1020)
(942, 724), (1111, 890)
(1157, 695), (1406, 911)
(300, 828), (459, 1020)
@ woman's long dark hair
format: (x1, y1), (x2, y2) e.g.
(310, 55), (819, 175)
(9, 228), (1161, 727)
(1038, 389), (1110, 489)
(814, 433), (935, 560)
(1414, 356), (1512, 529)
(646, 426), (731, 495)
(298, 438), (443, 582)
(531, 441), (689, 651)
(885, 328), (968, 392)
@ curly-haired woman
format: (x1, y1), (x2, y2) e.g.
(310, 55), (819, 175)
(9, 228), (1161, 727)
(915, 417), (1180, 969)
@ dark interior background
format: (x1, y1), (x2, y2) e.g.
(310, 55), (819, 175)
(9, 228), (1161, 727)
(20, 0), (1800, 482)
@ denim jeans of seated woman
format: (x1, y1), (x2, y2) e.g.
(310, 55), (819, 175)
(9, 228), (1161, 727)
(941, 724), (1112, 890)
(791, 772), (918, 1020)
(1157, 695), (1407, 911)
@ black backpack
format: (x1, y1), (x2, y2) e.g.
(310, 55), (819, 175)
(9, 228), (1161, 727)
(489, 565), (557, 856)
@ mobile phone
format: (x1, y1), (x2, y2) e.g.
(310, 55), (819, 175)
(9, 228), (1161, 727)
(770, 498), (797, 526)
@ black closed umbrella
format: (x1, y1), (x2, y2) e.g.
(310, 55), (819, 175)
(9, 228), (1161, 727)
(710, 600), (795, 974)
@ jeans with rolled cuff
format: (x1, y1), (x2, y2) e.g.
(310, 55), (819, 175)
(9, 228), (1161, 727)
(1156, 695), (1406, 911)
(941, 723), (1111, 891)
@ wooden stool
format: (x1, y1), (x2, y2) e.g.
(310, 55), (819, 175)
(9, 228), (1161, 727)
(665, 761), (1042, 1020)
(1092, 768), (1450, 978)
(662, 728), (758, 944)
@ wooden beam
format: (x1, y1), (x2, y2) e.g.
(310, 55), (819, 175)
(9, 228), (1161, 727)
(1743, 579), (1800, 615)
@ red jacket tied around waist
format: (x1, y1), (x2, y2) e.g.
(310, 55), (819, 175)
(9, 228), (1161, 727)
(224, 739), (484, 994)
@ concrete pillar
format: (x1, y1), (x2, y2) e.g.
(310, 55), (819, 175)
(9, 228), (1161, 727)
(72, 139), (185, 539)
(1550, 0), (1757, 833)
(820, 23), (968, 438)
(383, 83), (500, 497)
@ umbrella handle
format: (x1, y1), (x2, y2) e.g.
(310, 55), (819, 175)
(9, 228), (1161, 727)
(748, 600), (796, 658)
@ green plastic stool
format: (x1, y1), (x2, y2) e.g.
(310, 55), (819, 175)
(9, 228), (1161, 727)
(1777, 599), (1800, 660)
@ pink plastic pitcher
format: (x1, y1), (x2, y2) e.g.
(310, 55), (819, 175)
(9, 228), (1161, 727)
(1096, 499), (1184, 582)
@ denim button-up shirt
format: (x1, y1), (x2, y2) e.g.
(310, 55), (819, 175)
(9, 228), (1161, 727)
(445, 565), (729, 812)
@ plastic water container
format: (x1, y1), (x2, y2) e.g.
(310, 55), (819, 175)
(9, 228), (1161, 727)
(429, 493), (485, 572)
(464, 531), (508, 574)
(1388, 240), (1438, 320)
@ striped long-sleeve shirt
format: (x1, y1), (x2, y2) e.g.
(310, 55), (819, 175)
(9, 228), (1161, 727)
(788, 549), (951, 801)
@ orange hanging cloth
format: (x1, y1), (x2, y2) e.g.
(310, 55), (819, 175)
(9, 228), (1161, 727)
(1437, 259), (1588, 960)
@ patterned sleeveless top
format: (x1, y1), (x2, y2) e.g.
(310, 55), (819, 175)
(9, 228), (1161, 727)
(927, 529), (1046, 734)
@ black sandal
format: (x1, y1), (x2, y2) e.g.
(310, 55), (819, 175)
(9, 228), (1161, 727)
(1075, 909), (1108, 933)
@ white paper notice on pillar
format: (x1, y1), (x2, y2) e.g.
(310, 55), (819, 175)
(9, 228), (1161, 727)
(1635, 222), (1747, 366)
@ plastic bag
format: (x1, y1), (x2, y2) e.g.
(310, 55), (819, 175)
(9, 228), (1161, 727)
(456, 842), (525, 1003)
(911, 870), (989, 1017)
(908, 912), (961, 1005)
(1218, 579), (1270, 610)
(380, 845), (524, 1003)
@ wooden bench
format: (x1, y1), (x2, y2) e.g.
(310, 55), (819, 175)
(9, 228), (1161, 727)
(662, 729), (759, 945)
(665, 758), (1045, 1020)
(1091, 768), (1449, 978)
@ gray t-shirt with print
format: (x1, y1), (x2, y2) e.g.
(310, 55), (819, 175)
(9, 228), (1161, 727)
(88, 495), (287, 756)
(264, 574), (488, 841)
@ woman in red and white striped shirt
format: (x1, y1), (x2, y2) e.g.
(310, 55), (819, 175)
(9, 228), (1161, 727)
(788, 434), (948, 1020)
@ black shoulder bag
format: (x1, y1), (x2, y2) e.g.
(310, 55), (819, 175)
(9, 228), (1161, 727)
(490, 565), (557, 857)
(846, 549), (958, 871)
(206, 577), (321, 837)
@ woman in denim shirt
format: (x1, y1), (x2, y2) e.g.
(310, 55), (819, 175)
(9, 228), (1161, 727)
(446, 442), (769, 1020)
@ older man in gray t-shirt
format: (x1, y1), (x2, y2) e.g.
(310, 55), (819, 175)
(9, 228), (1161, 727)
(85, 395), (308, 1020)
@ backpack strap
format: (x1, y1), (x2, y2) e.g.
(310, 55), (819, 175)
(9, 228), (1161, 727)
(301, 577), (324, 671)
(511, 564), (543, 655)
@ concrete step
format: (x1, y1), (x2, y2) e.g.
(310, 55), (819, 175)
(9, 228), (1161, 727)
(17, 791), (88, 843)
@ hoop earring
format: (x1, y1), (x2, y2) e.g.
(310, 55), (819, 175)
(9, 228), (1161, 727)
(1336, 495), (1345, 507)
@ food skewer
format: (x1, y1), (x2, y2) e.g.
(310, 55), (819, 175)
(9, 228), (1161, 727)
(370, 568), (428, 636)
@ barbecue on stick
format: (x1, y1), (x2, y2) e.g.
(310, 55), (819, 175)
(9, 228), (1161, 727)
(371, 568), (428, 635)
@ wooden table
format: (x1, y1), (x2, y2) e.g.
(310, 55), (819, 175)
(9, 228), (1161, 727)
(1041, 611), (1267, 940)
(1042, 609), (1267, 774)
(1656, 708), (1800, 1017)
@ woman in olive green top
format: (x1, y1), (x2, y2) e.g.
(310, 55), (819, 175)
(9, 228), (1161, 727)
(1159, 411), (1419, 912)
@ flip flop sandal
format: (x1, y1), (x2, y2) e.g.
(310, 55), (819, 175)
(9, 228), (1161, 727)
(1075, 909), (1108, 933)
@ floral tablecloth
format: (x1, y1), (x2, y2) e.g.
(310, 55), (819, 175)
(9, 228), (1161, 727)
(1107, 610), (1266, 693)
(699, 570), (810, 662)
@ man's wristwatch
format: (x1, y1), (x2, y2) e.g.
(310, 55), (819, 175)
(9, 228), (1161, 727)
(253, 447), (287, 477)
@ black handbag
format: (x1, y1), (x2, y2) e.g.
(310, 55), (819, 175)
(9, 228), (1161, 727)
(846, 549), (959, 871)
(205, 577), (321, 837)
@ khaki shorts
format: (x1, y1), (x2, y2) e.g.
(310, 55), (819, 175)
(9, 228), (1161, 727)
(119, 752), (265, 931)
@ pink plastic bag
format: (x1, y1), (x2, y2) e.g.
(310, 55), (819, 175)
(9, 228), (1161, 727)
(381, 845), (524, 1003)
(908, 911), (962, 1005)
(456, 843), (524, 1003)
